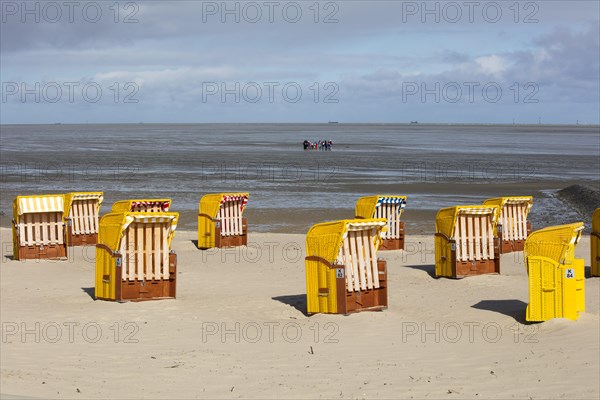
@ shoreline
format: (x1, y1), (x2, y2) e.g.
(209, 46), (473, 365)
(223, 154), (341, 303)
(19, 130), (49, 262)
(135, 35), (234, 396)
(2, 122), (600, 127)
(1, 182), (597, 234)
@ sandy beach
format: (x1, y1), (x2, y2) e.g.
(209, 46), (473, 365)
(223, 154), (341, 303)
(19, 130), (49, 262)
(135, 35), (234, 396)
(1, 227), (598, 399)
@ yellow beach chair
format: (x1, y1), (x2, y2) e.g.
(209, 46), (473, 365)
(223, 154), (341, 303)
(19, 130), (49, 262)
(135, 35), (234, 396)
(64, 192), (103, 246)
(95, 212), (178, 302)
(198, 193), (249, 249)
(592, 208), (600, 277)
(524, 223), (585, 321)
(355, 195), (406, 250)
(305, 218), (388, 314)
(12, 195), (67, 260)
(435, 205), (500, 278)
(483, 196), (533, 253)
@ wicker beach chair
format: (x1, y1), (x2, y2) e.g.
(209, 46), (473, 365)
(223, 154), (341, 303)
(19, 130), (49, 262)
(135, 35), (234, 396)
(64, 192), (103, 246)
(355, 195), (406, 250)
(95, 212), (178, 301)
(305, 218), (388, 314)
(435, 205), (500, 278)
(483, 196), (533, 253)
(524, 223), (585, 321)
(197, 193), (249, 249)
(12, 194), (68, 260)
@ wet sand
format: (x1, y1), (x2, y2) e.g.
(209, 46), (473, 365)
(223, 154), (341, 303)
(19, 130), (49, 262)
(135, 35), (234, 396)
(1, 124), (598, 233)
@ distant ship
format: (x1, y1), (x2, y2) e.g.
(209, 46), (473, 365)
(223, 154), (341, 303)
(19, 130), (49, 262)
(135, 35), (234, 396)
(328, 121), (339, 124)
(410, 121), (418, 124)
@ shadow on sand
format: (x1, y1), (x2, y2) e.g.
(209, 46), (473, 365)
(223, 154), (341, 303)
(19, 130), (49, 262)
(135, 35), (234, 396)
(81, 287), (96, 300)
(471, 299), (532, 324)
(272, 294), (308, 316)
(402, 264), (437, 279)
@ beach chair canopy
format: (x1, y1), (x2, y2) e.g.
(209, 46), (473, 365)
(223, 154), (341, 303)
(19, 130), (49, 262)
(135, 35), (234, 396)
(199, 193), (249, 219)
(111, 199), (171, 213)
(355, 195), (406, 239)
(483, 196), (532, 236)
(307, 219), (387, 264)
(307, 218), (388, 294)
(97, 212), (179, 253)
(524, 222), (584, 266)
(64, 192), (104, 236)
(13, 194), (65, 224)
(435, 205), (499, 239)
(64, 192), (103, 218)
(355, 195), (407, 219)
(483, 196), (533, 213)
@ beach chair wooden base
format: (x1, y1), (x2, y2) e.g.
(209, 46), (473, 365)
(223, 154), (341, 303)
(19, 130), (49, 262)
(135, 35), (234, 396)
(119, 274), (177, 301)
(435, 235), (500, 278)
(498, 222), (532, 254)
(68, 227), (98, 246)
(454, 258), (499, 278)
(378, 222), (405, 250)
(17, 243), (67, 260)
(215, 218), (248, 248)
(335, 260), (388, 315)
(500, 239), (525, 254)
(99, 253), (177, 302)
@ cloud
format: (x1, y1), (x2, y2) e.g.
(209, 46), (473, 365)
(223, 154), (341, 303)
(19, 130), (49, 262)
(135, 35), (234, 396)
(341, 21), (600, 104)
(473, 55), (507, 76)
(1, 1), (598, 123)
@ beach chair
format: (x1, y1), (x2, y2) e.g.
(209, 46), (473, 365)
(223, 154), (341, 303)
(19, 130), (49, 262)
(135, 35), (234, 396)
(592, 208), (600, 277)
(12, 195), (67, 260)
(355, 195), (406, 250)
(95, 212), (179, 302)
(111, 198), (171, 213)
(435, 205), (500, 278)
(483, 196), (533, 253)
(524, 223), (585, 321)
(64, 192), (104, 246)
(305, 218), (388, 314)
(197, 193), (249, 249)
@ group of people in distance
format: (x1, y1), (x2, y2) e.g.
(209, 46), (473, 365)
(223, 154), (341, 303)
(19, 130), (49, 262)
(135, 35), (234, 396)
(303, 139), (333, 150)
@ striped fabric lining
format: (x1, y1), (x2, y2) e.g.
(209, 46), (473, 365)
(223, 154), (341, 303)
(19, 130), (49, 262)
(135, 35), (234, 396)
(221, 194), (249, 211)
(123, 215), (177, 233)
(346, 221), (387, 231)
(457, 207), (496, 215)
(17, 196), (64, 215)
(130, 201), (170, 212)
(71, 193), (104, 202)
(376, 197), (406, 214)
(504, 197), (533, 205)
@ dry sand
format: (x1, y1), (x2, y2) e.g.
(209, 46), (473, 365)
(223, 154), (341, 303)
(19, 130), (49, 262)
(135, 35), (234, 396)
(1, 227), (599, 399)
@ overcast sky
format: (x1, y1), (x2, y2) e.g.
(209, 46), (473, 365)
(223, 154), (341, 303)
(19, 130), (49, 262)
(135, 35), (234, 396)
(1, 1), (599, 124)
